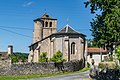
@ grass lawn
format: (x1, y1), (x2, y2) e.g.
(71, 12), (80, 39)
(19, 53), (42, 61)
(0, 67), (90, 80)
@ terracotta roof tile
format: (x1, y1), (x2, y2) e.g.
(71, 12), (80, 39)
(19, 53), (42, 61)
(0, 52), (8, 57)
(88, 48), (108, 53)
(0, 52), (8, 59)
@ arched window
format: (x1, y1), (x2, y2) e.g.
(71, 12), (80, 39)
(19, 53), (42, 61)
(45, 22), (48, 27)
(49, 22), (52, 27)
(71, 42), (75, 54)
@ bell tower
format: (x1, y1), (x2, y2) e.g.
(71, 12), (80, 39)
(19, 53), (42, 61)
(32, 13), (57, 43)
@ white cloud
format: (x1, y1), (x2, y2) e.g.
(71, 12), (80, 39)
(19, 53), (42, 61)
(23, 1), (34, 7)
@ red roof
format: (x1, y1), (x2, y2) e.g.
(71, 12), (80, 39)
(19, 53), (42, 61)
(88, 48), (107, 53)
(0, 52), (8, 60)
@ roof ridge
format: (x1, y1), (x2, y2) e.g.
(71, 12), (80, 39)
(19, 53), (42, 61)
(41, 13), (52, 19)
(67, 24), (81, 34)
(66, 24), (69, 33)
(57, 24), (86, 37)
(57, 25), (67, 32)
(58, 24), (74, 33)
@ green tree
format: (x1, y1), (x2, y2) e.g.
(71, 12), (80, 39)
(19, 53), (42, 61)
(9, 52), (28, 63)
(39, 52), (48, 62)
(84, 0), (120, 54)
(9, 54), (19, 63)
(116, 46), (120, 61)
(14, 52), (28, 62)
(51, 50), (64, 62)
(87, 39), (98, 47)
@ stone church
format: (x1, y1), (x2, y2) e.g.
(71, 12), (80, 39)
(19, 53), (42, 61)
(28, 13), (87, 62)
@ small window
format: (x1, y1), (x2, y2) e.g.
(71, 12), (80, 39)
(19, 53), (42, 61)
(90, 53), (92, 58)
(45, 22), (48, 27)
(49, 22), (52, 27)
(43, 21), (44, 27)
(71, 42), (75, 54)
(46, 15), (49, 17)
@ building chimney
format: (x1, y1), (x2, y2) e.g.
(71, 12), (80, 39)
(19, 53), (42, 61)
(8, 45), (13, 55)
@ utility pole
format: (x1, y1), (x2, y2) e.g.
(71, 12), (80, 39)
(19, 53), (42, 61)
(100, 47), (102, 62)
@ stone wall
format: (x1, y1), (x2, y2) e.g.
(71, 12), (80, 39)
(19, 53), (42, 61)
(0, 60), (11, 67)
(94, 69), (120, 80)
(0, 60), (84, 76)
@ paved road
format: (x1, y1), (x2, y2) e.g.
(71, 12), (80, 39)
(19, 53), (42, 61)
(28, 71), (90, 80)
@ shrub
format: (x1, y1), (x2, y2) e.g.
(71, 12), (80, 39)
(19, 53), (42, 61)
(98, 62), (116, 69)
(109, 55), (113, 61)
(8, 52), (28, 63)
(115, 65), (120, 69)
(39, 52), (48, 62)
(51, 50), (64, 62)
(116, 46), (120, 61)
(8, 54), (19, 63)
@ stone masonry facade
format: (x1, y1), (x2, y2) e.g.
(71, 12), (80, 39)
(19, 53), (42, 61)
(28, 13), (87, 62)
(0, 60), (84, 76)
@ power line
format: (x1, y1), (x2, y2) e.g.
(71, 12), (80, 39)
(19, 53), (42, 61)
(0, 26), (91, 39)
(0, 25), (91, 38)
(0, 27), (32, 38)
(0, 26), (33, 30)
(0, 25), (90, 31)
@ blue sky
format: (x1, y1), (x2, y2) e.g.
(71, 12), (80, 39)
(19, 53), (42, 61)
(0, 0), (96, 53)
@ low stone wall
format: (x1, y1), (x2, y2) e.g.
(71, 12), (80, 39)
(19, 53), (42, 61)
(94, 69), (120, 80)
(0, 60), (11, 67)
(0, 60), (84, 75)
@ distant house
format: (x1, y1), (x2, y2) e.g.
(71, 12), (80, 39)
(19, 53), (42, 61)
(0, 52), (8, 60)
(87, 48), (108, 65)
(0, 45), (13, 60)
